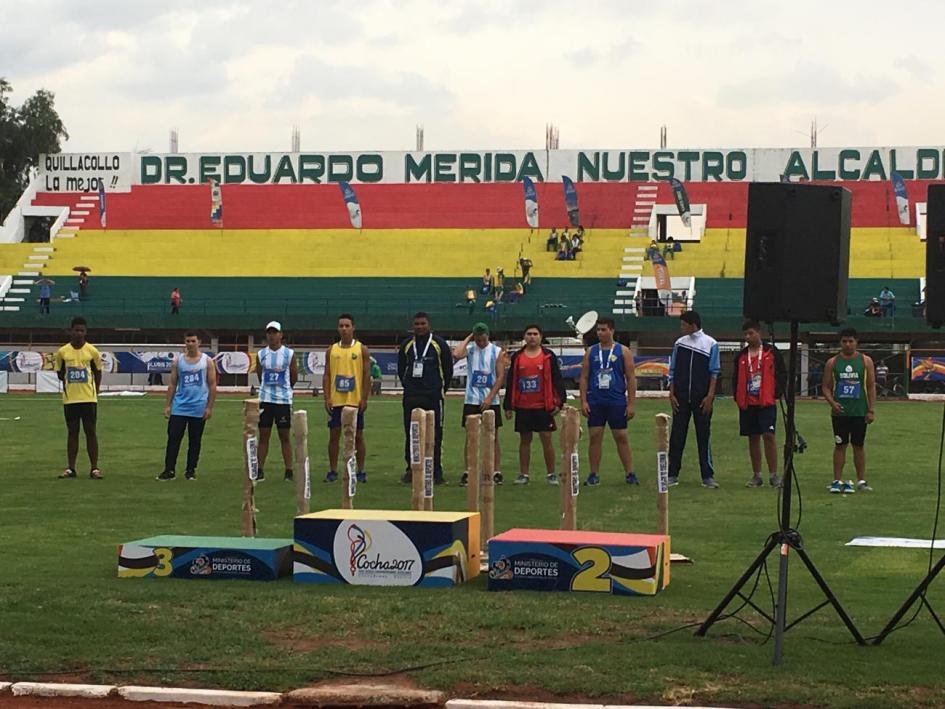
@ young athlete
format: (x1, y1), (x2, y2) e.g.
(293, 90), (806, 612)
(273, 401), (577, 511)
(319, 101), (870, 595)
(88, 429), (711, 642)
(255, 321), (298, 482)
(453, 322), (506, 486)
(822, 328), (876, 493)
(503, 324), (566, 485)
(579, 317), (637, 486)
(323, 313), (370, 483)
(157, 331), (217, 481)
(55, 317), (104, 479)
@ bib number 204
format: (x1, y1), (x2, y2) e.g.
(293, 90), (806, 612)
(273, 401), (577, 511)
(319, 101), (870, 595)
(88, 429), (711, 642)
(569, 547), (612, 593)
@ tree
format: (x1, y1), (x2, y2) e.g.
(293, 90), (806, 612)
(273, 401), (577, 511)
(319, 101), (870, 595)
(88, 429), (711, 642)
(0, 78), (69, 219)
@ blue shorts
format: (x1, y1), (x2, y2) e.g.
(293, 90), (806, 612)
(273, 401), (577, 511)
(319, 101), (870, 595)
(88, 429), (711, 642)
(587, 401), (628, 430)
(327, 407), (364, 430)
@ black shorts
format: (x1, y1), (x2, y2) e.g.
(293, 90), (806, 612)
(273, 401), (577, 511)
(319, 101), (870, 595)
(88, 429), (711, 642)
(259, 403), (292, 430)
(739, 405), (777, 437)
(832, 416), (867, 447)
(461, 403), (503, 427)
(64, 402), (97, 427)
(514, 408), (557, 434)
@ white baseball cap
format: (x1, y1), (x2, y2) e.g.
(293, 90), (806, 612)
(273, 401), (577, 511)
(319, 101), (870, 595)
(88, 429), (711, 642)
(265, 320), (282, 332)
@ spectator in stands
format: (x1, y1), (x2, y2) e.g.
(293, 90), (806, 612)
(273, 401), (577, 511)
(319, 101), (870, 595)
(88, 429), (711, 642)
(645, 239), (659, 261)
(494, 268), (505, 300)
(507, 282), (525, 302)
(170, 288), (182, 315)
(571, 232), (582, 255)
(78, 271), (89, 299)
(481, 269), (494, 295)
(546, 228), (559, 252)
(556, 239), (571, 261)
(560, 228), (570, 249)
(38, 279), (52, 314)
(879, 286), (895, 317)
(370, 357), (382, 396)
(576, 225), (585, 240)
(864, 298), (882, 317)
(875, 360), (889, 396)
(663, 237), (680, 260)
(518, 257), (533, 286)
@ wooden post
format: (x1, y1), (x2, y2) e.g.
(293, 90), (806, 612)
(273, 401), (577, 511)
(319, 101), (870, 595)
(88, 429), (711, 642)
(341, 406), (358, 509)
(423, 409), (435, 511)
(241, 398), (260, 537)
(465, 414), (482, 514)
(292, 410), (309, 516)
(480, 409), (496, 552)
(410, 408), (426, 510)
(559, 406), (579, 530)
(655, 413), (671, 536)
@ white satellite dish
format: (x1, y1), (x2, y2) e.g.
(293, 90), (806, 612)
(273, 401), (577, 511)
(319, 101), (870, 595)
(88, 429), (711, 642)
(566, 310), (598, 336)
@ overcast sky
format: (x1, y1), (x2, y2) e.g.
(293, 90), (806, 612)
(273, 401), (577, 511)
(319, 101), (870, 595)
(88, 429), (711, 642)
(3, 0), (943, 153)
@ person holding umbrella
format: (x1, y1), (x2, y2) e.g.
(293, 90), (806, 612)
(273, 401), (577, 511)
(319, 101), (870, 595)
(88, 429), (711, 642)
(74, 266), (91, 299)
(36, 277), (55, 315)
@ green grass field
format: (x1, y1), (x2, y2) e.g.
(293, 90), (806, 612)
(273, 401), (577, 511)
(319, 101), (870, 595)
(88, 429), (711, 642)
(1, 394), (944, 707)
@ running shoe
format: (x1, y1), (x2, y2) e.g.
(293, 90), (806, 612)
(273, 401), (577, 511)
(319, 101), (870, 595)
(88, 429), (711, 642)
(584, 473), (601, 486)
(745, 476), (764, 488)
(514, 474), (530, 485)
(625, 472), (640, 485)
(324, 470), (338, 483)
(156, 470), (176, 481)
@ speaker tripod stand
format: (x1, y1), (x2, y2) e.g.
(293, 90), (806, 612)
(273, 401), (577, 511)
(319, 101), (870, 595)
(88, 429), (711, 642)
(695, 320), (866, 664)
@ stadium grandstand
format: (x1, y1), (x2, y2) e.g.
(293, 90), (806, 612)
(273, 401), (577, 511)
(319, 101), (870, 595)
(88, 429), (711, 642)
(0, 146), (930, 339)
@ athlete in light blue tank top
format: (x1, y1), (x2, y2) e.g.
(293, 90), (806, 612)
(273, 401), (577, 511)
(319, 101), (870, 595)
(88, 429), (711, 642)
(257, 345), (295, 405)
(172, 353), (211, 417)
(159, 333), (217, 481)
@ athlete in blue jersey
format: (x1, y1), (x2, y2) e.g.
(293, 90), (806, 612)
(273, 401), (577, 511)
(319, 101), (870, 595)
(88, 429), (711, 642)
(158, 331), (217, 481)
(579, 317), (637, 486)
(255, 321), (299, 482)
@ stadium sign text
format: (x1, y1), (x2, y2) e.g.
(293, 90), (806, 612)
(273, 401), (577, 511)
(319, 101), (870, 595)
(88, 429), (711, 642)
(36, 147), (945, 192)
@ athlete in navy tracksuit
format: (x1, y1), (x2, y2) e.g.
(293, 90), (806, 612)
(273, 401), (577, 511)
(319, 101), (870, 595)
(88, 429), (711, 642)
(668, 311), (721, 487)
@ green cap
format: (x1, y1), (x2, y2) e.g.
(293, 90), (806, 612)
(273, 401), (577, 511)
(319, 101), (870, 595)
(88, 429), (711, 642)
(473, 322), (490, 335)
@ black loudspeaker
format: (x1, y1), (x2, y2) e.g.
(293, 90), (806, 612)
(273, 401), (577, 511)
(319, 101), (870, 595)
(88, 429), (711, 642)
(743, 182), (851, 323)
(926, 184), (945, 327)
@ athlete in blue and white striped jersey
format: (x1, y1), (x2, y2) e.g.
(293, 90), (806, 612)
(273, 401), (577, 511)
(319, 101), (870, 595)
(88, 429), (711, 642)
(255, 321), (299, 482)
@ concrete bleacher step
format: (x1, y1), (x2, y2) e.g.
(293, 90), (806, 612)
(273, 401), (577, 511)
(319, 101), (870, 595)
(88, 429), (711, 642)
(72, 210), (90, 216)
(32, 247), (54, 253)
(17, 271), (40, 277)
(3, 297), (25, 302)
(8, 288), (30, 294)
(28, 254), (50, 261)
(13, 279), (34, 286)
(22, 263), (45, 270)
(2, 306), (21, 311)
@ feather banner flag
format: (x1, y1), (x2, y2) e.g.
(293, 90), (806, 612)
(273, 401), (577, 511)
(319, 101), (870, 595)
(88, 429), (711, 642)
(891, 171), (910, 226)
(562, 175), (580, 227)
(669, 178), (691, 228)
(97, 181), (106, 228)
(522, 176), (539, 228)
(209, 179), (223, 227)
(339, 181), (362, 229)
(651, 250), (672, 308)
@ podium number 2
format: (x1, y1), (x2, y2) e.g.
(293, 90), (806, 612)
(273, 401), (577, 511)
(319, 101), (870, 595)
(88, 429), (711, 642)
(153, 548), (173, 577)
(571, 547), (612, 592)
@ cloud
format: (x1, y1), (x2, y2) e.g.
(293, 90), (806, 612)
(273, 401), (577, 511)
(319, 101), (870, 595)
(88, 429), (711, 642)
(893, 55), (933, 81)
(718, 64), (900, 109)
(271, 54), (454, 116)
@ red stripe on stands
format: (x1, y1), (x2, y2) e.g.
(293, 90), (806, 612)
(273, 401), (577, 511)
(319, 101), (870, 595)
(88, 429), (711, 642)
(31, 180), (942, 230)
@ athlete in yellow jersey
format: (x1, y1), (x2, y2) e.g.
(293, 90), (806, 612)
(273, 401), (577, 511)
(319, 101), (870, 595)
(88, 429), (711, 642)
(323, 313), (371, 483)
(54, 317), (104, 479)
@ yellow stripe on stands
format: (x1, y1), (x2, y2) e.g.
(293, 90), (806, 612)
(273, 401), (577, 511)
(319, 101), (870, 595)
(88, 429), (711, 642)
(645, 227), (923, 279)
(43, 228), (630, 278)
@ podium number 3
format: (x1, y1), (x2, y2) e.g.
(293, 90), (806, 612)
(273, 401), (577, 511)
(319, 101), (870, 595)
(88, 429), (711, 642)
(153, 548), (173, 577)
(571, 547), (612, 592)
